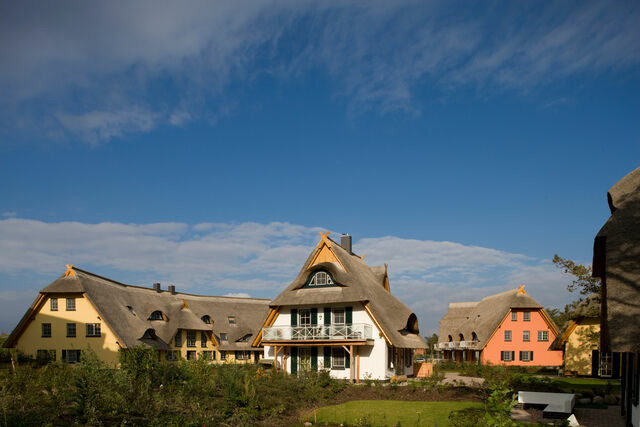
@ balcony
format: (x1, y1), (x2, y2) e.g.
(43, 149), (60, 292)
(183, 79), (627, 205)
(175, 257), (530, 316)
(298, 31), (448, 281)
(262, 324), (373, 342)
(436, 340), (480, 350)
(458, 340), (481, 349)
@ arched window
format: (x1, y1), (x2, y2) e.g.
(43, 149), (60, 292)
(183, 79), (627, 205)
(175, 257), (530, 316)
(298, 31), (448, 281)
(472, 332), (478, 342)
(149, 310), (164, 321)
(201, 315), (211, 324)
(447, 335), (453, 342)
(459, 333), (464, 342)
(307, 271), (334, 286)
(142, 328), (156, 339)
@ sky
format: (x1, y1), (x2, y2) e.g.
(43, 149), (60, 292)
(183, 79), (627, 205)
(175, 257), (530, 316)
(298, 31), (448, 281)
(0, 0), (639, 334)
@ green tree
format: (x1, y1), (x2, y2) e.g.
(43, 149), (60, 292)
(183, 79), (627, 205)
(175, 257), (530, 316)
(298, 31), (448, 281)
(552, 254), (601, 296)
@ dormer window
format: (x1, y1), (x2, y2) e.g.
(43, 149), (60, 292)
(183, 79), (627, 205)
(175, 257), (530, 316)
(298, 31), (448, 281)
(201, 315), (211, 324)
(142, 329), (156, 339)
(127, 306), (136, 316)
(228, 316), (236, 325)
(307, 271), (334, 286)
(236, 334), (252, 342)
(149, 311), (164, 321)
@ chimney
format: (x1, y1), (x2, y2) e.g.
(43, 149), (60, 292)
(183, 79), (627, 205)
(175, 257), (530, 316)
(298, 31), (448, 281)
(340, 234), (352, 254)
(168, 285), (176, 295)
(153, 283), (161, 292)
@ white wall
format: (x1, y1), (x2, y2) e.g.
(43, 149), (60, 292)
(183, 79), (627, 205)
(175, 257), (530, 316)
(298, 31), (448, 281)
(263, 302), (402, 380)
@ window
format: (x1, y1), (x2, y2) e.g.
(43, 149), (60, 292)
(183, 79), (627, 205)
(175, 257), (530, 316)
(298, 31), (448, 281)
(86, 323), (101, 337)
(63, 349), (81, 363)
(142, 329), (155, 339)
(387, 346), (394, 369)
(236, 334), (252, 343)
(201, 315), (211, 324)
(405, 348), (412, 367)
(50, 298), (58, 311)
(36, 349), (56, 362)
(201, 332), (207, 348)
(220, 333), (227, 341)
(523, 330), (530, 342)
(519, 351), (531, 362)
(523, 311), (530, 321)
(236, 351), (250, 360)
(149, 311), (164, 320)
(220, 351), (227, 360)
(228, 316), (236, 325)
(500, 351), (512, 362)
(331, 347), (345, 369)
(42, 323), (51, 338)
(186, 351), (197, 360)
(201, 351), (213, 361)
(332, 308), (345, 325)
(299, 309), (311, 326)
(166, 350), (179, 361)
(127, 306), (136, 316)
(186, 331), (196, 347)
(308, 271), (334, 286)
(511, 311), (517, 321)
(175, 330), (182, 347)
(66, 323), (76, 338)
(504, 330), (512, 342)
(537, 330), (549, 342)
(66, 298), (76, 311)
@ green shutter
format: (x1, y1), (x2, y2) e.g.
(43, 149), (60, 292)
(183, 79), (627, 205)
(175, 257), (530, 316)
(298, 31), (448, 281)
(511, 351), (515, 361)
(324, 347), (331, 368)
(311, 308), (318, 325)
(324, 308), (331, 325)
(530, 351), (534, 362)
(291, 309), (297, 326)
(311, 347), (318, 370)
(345, 307), (352, 325)
(290, 347), (298, 374)
(345, 348), (350, 368)
(519, 351), (523, 361)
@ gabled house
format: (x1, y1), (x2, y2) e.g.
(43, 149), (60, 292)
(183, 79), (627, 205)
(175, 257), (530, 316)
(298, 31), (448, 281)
(437, 286), (563, 366)
(3, 266), (270, 365)
(592, 166), (640, 426)
(254, 232), (426, 381)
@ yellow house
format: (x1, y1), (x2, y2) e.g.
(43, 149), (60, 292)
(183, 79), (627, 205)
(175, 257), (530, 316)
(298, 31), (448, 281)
(3, 266), (270, 366)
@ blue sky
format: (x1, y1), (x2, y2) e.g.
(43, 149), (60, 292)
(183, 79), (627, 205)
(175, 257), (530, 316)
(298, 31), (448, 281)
(1, 0), (638, 334)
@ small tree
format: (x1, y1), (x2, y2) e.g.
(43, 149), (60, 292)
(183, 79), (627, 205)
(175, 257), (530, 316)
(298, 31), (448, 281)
(552, 254), (601, 296)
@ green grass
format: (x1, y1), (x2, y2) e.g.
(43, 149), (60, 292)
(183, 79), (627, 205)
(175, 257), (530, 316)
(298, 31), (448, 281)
(550, 377), (621, 392)
(304, 400), (482, 426)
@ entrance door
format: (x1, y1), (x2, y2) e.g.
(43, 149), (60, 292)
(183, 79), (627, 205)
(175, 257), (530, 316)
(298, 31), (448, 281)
(299, 348), (311, 372)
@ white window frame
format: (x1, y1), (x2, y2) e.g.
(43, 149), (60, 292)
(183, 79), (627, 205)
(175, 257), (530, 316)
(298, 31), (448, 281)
(332, 308), (345, 325)
(511, 311), (517, 321)
(186, 330), (196, 348)
(186, 350), (197, 360)
(504, 330), (512, 342)
(86, 323), (101, 337)
(537, 330), (549, 342)
(236, 350), (251, 360)
(523, 311), (531, 321)
(166, 350), (179, 361)
(523, 330), (530, 342)
(299, 309), (311, 326)
(331, 347), (345, 369)
(309, 271), (334, 286)
(66, 298), (76, 311)
(521, 351), (530, 362)
(50, 298), (58, 311)
(501, 350), (512, 361)
(175, 330), (182, 347)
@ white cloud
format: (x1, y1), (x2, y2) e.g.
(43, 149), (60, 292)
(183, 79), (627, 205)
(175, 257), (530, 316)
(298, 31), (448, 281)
(1, 1), (638, 143)
(0, 218), (578, 334)
(223, 292), (251, 298)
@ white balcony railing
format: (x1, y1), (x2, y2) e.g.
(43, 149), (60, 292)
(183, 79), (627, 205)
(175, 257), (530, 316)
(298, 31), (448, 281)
(436, 340), (481, 350)
(459, 340), (480, 349)
(262, 323), (373, 341)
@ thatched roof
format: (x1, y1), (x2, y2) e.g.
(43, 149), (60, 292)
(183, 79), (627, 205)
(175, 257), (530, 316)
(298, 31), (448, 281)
(593, 166), (640, 353)
(438, 287), (552, 349)
(269, 236), (426, 349)
(4, 267), (271, 351)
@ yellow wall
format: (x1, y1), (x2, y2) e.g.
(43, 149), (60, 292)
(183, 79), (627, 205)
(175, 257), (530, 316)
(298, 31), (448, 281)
(564, 318), (600, 376)
(15, 293), (122, 366)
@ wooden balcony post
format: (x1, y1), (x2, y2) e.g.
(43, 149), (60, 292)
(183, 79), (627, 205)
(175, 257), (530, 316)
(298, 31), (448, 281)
(350, 344), (354, 382)
(356, 348), (360, 384)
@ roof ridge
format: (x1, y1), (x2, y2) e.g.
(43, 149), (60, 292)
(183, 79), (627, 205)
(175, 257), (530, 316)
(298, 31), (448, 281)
(72, 266), (270, 301)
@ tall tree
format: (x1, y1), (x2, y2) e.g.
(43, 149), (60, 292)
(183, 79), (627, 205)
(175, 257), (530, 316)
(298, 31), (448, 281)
(552, 254), (601, 296)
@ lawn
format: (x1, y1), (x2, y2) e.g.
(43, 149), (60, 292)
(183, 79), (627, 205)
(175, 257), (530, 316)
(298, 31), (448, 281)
(303, 400), (482, 426)
(549, 377), (621, 393)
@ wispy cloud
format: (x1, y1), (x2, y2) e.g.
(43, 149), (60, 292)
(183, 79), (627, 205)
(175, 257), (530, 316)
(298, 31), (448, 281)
(0, 218), (576, 333)
(1, 1), (637, 144)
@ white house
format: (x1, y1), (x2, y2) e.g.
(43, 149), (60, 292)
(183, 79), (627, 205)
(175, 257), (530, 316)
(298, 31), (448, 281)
(254, 232), (426, 381)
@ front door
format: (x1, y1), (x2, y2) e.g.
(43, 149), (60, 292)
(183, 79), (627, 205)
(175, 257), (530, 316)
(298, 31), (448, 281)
(299, 348), (311, 372)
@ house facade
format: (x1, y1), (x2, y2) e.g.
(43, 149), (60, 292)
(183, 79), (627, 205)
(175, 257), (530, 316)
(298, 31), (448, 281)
(437, 286), (563, 367)
(593, 167), (640, 426)
(255, 232), (426, 381)
(3, 266), (270, 365)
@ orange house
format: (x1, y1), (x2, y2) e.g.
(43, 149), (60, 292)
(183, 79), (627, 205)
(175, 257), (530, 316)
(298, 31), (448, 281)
(437, 286), (562, 366)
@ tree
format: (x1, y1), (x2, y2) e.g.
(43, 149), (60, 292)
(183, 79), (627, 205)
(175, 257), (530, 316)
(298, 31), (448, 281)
(424, 333), (438, 349)
(552, 254), (601, 296)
